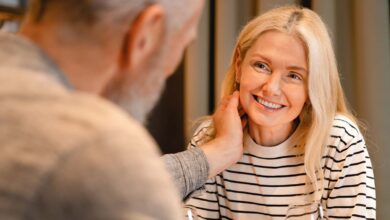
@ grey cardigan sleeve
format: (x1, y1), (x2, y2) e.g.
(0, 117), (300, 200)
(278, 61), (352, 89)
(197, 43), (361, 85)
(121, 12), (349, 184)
(162, 147), (209, 200)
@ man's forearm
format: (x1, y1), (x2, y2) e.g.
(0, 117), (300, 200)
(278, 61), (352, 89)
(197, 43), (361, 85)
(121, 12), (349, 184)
(162, 147), (209, 200)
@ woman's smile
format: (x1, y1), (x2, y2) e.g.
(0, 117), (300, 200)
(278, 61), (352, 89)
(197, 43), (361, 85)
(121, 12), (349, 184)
(253, 95), (285, 111)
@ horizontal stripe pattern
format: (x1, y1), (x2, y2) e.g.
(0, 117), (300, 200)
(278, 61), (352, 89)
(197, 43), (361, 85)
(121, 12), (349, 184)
(186, 115), (376, 219)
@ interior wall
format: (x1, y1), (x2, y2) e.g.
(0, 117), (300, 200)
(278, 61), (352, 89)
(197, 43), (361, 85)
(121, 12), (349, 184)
(351, 1), (390, 218)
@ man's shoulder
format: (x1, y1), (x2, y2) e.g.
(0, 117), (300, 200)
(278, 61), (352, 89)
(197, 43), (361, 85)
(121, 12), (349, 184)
(0, 69), (177, 219)
(28, 94), (181, 220)
(0, 68), (156, 156)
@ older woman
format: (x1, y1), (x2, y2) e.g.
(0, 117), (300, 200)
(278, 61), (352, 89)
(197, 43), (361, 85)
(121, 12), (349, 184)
(185, 6), (376, 219)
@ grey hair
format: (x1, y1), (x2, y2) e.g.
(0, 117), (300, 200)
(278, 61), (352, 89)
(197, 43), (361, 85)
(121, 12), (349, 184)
(26, 0), (192, 39)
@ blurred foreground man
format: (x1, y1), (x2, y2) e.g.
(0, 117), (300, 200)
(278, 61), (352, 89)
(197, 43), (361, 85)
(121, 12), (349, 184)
(0, 0), (244, 219)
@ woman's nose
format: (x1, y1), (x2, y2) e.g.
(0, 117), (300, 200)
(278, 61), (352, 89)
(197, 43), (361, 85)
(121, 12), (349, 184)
(262, 73), (282, 96)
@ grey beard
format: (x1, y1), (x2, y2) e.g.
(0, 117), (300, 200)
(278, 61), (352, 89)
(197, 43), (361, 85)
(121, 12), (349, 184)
(118, 80), (165, 124)
(108, 68), (166, 124)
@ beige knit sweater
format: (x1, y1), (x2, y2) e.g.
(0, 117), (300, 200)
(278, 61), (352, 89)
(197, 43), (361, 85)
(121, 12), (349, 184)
(0, 32), (182, 220)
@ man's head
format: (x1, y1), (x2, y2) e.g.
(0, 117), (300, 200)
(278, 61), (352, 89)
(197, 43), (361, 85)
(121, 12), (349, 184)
(21, 0), (205, 123)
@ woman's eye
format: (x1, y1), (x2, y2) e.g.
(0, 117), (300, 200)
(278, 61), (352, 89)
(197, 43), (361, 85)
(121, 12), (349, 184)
(288, 72), (303, 81)
(254, 62), (270, 72)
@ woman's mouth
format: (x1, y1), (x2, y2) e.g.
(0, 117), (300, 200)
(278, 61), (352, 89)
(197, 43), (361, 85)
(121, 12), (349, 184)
(254, 95), (285, 110)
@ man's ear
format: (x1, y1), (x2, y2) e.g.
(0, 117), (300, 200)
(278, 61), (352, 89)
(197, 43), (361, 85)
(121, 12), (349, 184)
(234, 48), (242, 82)
(121, 4), (165, 70)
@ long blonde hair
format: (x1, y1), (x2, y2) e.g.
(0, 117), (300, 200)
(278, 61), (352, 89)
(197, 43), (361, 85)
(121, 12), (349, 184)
(213, 6), (358, 201)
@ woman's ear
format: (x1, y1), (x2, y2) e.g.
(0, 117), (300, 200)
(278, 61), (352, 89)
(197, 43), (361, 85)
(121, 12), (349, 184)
(120, 4), (165, 70)
(234, 48), (242, 82)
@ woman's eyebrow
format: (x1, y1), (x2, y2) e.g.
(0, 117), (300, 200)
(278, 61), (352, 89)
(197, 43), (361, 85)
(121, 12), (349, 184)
(249, 52), (307, 73)
(249, 53), (272, 64)
(288, 65), (308, 74)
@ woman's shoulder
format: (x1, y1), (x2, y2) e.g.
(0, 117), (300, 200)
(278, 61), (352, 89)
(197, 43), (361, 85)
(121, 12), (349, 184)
(331, 114), (362, 139)
(189, 118), (215, 147)
(193, 118), (214, 136)
(326, 114), (366, 154)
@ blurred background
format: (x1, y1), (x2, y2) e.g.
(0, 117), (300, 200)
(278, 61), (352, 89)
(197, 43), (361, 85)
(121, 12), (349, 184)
(0, 0), (25, 32)
(1, 0), (389, 218)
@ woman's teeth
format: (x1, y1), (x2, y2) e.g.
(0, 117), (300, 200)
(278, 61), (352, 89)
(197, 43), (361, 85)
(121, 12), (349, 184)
(256, 97), (283, 109)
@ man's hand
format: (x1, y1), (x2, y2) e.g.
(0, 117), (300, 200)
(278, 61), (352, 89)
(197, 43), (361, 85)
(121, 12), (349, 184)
(200, 91), (247, 178)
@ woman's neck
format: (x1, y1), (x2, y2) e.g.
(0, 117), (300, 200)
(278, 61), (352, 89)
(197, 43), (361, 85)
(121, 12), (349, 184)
(248, 120), (296, 146)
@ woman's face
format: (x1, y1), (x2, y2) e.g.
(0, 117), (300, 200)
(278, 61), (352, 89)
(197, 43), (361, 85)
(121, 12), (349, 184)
(237, 30), (308, 133)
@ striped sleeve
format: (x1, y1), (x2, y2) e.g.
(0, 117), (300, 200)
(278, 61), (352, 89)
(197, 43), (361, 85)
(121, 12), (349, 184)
(322, 116), (376, 219)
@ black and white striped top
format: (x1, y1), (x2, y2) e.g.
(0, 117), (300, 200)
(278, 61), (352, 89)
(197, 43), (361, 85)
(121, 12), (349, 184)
(185, 115), (376, 219)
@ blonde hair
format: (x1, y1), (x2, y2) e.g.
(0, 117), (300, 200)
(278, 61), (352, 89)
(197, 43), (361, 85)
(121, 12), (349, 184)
(214, 6), (358, 201)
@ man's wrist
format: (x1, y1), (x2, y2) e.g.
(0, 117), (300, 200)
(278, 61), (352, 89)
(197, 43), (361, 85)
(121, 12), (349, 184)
(200, 137), (243, 178)
(200, 138), (226, 178)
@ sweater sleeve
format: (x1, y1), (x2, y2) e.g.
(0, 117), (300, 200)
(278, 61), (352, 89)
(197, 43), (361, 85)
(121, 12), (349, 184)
(162, 121), (214, 200)
(162, 147), (209, 200)
(322, 117), (376, 219)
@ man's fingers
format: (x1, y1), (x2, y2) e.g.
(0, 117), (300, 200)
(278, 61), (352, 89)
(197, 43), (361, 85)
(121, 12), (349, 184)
(216, 92), (238, 114)
(226, 91), (239, 110)
(227, 91), (247, 128)
(217, 95), (230, 111)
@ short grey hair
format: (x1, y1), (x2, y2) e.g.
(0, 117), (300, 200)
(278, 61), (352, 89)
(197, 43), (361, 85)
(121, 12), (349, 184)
(26, 0), (193, 40)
